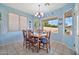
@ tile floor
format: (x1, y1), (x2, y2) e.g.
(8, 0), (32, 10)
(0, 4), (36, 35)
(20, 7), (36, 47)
(0, 41), (76, 55)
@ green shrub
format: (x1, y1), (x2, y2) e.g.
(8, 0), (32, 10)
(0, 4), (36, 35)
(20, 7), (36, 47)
(44, 24), (58, 28)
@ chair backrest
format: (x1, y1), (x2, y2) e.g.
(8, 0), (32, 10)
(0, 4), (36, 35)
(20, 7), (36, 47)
(22, 30), (27, 38)
(27, 30), (34, 39)
(28, 30), (33, 33)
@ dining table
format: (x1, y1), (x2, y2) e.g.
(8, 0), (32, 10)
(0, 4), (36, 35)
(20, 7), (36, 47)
(33, 32), (47, 38)
(31, 31), (48, 52)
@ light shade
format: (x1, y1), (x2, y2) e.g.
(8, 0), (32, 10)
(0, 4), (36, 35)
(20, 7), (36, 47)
(35, 11), (44, 18)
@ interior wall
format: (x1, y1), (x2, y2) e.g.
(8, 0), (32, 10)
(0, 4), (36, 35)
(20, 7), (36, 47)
(0, 3), (76, 49)
(0, 5), (8, 34)
(51, 3), (75, 48)
(0, 4), (33, 34)
(0, 4), (34, 44)
(75, 3), (79, 54)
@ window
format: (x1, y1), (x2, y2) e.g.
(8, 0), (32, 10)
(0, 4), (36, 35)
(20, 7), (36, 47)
(65, 17), (72, 35)
(64, 9), (73, 35)
(43, 19), (58, 33)
(34, 19), (39, 31)
(29, 21), (31, 28)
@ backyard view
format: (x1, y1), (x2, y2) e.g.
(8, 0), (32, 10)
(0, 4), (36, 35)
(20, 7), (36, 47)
(43, 19), (58, 33)
(65, 16), (72, 35)
(42, 16), (72, 34)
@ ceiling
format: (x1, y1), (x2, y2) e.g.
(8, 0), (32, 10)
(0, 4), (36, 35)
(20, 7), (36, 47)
(3, 3), (66, 16)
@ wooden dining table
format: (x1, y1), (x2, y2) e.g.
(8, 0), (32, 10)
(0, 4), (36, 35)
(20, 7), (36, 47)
(33, 32), (47, 38)
(31, 32), (48, 52)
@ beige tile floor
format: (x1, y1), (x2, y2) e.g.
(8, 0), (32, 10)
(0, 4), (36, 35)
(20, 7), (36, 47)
(0, 41), (76, 55)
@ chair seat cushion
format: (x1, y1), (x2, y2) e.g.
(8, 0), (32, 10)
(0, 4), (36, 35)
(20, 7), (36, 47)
(41, 38), (47, 44)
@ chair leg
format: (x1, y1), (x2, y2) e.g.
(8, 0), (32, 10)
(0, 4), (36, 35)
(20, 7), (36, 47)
(28, 43), (31, 49)
(23, 40), (24, 46)
(31, 42), (34, 52)
(25, 43), (27, 49)
(38, 42), (40, 52)
(36, 44), (39, 53)
(25, 41), (27, 49)
(23, 41), (26, 47)
(49, 42), (50, 49)
(39, 42), (41, 50)
(46, 43), (49, 53)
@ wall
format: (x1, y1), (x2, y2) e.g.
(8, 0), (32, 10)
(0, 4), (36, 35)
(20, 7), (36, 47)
(0, 4), (34, 44)
(0, 5), (8, 34)
(75, 3), (79, 54)
(0, 3), (76, 49)
(0, 4), (33, 34)
(51, 3), (75, 49)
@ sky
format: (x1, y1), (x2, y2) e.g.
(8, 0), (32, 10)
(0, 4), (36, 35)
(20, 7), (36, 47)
(48, 19), (58, 26)
(48, 17), (72, 26)
(65, 17), (72, 26)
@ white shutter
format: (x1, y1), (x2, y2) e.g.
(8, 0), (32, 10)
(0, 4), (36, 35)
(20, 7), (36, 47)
(19, 16), (27, 30)
(9, 13), (19, 31)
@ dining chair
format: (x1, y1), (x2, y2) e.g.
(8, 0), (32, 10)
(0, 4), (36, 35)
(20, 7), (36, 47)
(22, 30), (30, 49)
(22, 30), (27, 47)
(23, 30), (39, 52)
(39, 31), (51, 53)
(46, 31), (51, 50)
(28, 32), (39, 52)
(26, 31), (36, 51)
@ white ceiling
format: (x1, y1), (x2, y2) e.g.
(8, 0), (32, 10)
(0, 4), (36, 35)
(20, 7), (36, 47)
(3, 3), (66, 15)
